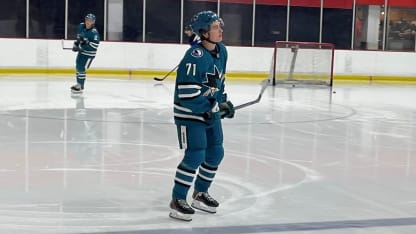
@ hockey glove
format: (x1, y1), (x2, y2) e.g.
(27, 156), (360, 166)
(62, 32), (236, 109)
(71, 40), (78, 52)
(203, 100), (220, 125)
(219, 101), (235, 119)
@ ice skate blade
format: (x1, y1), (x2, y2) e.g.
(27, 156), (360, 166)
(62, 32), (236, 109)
(169, 209), (193, 221)
(71, 90), (83, 95)
(191, 200), (217, 213)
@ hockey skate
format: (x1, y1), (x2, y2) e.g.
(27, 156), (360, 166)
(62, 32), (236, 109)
(191, 191), (219, 213)
(70, 83), (83, 94)
(169, 199), (195, 221)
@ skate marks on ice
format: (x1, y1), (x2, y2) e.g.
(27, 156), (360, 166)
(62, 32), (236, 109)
(0, 143), (184, 233)
(1, 79), (416, 233)
(217, 149), (322, 213)
(88, 217), (416, 234)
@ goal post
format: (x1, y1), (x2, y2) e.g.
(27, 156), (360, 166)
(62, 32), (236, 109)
(270, 41), (335, 86)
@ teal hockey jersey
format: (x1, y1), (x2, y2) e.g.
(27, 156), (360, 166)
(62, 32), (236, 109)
(75, 23), (100, 57)
(173, 43), (228, 125)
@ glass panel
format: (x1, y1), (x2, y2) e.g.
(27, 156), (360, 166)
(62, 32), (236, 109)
(122, 0), (143, 42)
(107, 0), (143, 41)
(146, 0), (181, 43)
(68, 0), (104, 40)
(254, 3), (287, 46)
(29, 0), (65, 39)
(354, 4), (384, 50)
(323, 6), (353, 49)
(289, 6), (320, 42)
(220, 1), (253, 46)
(183, 0), (217, 44)
(354, 6), (366, 49)
(0, 0), (26, 37)
(386, 6), (416, 51)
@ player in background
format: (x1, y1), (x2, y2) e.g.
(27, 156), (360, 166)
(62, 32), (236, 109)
(71, 13), (100, 94)
(169, 11), (235, 221)
(184, 25), (201, 46)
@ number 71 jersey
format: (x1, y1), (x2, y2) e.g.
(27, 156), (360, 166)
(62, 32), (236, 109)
(173, 43), (228, 124)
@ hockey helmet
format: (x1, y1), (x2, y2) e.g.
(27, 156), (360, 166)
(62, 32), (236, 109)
(85, 13), (96, 22)
(190, 11), (223, 36)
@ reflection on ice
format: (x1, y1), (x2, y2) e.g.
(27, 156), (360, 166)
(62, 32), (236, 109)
(0, 77), (415, 233)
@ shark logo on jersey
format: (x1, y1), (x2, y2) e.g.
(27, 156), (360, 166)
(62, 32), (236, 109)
(202, 65), (222, 96)
(191, 48), (203, 58)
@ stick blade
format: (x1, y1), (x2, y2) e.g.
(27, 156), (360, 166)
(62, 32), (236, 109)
(153, 77), (165, 81)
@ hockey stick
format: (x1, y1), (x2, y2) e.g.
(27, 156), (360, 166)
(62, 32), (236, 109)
(221, 79), (269, 117)
(153, 65), (179, 81)
(234, 79), (269, 110)
(61, 39), (73, 50)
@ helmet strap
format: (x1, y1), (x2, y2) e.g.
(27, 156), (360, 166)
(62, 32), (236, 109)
(200, 33), (216, 45)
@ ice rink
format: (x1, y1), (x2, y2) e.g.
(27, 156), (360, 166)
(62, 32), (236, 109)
(0, 76), (415, 234)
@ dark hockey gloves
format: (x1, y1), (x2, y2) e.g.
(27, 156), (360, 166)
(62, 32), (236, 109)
(72, 41), (79, 52)
(219, 101), (235, 119)
(72, 40), (86, 52)
(203, 99), (220, 125)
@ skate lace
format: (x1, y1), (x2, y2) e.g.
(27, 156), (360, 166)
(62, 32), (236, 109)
(202, 193), (215, 202)
(178, 199), (191, 209)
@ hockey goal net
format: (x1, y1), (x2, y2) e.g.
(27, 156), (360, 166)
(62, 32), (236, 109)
(270, 41), (334, 86)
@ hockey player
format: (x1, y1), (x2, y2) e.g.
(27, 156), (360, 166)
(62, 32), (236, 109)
(169, 11), (235, 221)
(71, 13), (100, 94)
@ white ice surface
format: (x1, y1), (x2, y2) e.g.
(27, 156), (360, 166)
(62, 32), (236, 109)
(0, 77), (415, 234)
